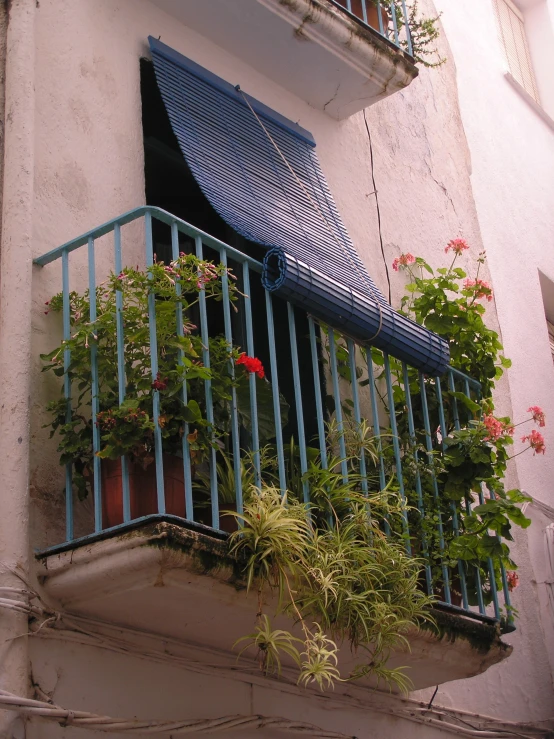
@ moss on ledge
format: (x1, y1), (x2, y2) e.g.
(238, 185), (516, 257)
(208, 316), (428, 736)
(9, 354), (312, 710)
(422, 608), (509, 656)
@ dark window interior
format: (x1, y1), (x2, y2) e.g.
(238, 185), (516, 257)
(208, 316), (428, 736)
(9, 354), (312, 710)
(140, 58), (323, 451)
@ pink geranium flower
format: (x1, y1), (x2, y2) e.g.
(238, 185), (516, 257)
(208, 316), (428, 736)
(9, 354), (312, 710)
(392, 253), (415, 272)
(463, 278), (493, 302)
(521, 429), (546, 455)
(445, 238), (470, 255)
(483, 414), (512, 441)
(528, 406), (546, 428)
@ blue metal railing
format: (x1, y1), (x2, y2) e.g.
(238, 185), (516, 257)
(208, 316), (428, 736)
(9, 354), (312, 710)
(34, 206), (513, 628)
(329, 0), (413, 57)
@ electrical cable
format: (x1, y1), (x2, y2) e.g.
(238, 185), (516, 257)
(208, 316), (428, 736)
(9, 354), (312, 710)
(0, 591), (548, 739)
(363, 108), (391, 305)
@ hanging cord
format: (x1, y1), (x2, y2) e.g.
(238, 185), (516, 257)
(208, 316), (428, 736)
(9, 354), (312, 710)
(363, 109), (391, 305)
(0, 591), (545, 739)
(0, 690), (355, 737)
(236, 86), (384, 343)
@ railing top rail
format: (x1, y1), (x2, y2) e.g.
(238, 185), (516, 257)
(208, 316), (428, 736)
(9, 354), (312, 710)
(33, 205), (264, 272)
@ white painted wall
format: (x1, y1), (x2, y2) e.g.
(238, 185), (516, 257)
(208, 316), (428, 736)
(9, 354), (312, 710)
(424, 0), (554, 718)
(0, 0), (550, 734)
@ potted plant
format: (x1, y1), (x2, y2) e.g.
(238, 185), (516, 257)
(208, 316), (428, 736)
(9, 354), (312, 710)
(42, 254), (272, 527)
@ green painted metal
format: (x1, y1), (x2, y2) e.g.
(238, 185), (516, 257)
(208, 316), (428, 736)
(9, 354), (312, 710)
(36, 207), (513, 628)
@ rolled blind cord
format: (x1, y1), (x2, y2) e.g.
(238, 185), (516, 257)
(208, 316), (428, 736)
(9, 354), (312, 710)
(236, 86), (384, 343)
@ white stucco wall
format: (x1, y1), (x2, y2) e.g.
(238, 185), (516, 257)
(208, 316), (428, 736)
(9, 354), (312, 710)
(1, 0), (550, 734)
(428, 0), (554, 717)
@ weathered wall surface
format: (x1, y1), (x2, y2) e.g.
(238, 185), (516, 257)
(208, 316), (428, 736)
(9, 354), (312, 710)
(10, 0), (552, 733)
(422, 0), (554, 719)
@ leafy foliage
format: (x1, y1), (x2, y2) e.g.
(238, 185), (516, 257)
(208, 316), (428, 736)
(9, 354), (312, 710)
(229, 464), (433, 693)
(41, 255), (278, 498)
(391, 245), (539, 611)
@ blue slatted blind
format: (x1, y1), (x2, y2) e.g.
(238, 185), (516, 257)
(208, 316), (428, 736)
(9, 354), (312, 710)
(149, 38), (449, 375)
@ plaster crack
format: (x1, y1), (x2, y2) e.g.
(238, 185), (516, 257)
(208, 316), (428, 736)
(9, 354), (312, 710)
(323, 82), (341, 111)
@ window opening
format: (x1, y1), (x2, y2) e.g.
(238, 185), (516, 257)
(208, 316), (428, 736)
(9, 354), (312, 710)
(493, 0), (540, 102)
(140, 58), (325, 462)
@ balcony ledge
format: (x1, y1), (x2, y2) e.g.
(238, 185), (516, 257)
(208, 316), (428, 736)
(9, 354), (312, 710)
(36, 520), (511, 691)
(150, 0), (418, 119)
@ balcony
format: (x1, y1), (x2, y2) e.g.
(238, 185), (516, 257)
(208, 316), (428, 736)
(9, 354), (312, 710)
(149, 0), (418, 119)
(33, 207), (512, 692)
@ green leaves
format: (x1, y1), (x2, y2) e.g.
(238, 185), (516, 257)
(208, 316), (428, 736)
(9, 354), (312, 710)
(229, 476), (433, 693)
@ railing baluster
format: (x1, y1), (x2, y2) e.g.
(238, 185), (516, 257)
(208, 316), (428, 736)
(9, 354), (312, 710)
(288, 304), (309, 504)
(420, 372), (451, 603)
(449, 370), (485, 615)
(171, 222), (194, 521)
(114, 224), (131, 523)
(367, 350), (389, 534)
(145, 212), (165, 515)
(376, 0), (385, 36)
(309, 318), (331, 524)
(348, 339), (368, 496)
(435, 375), (469, 610)
(265, 291), (286, 494)
(361, 0), (368, 24)
(309, 318), (328, 471)
(221, 249), (243, 519)
(88, 237), (102, 532)
(400, 0), (413, 55)
(195, 236), (218, 528)
(390, 0), (400, 46)
(466, 377), (501, 621)
(328, 330), (348, 482)
(345, 0), (352, 11)
(243, 264), (261, 488)
(402, 363), (431, 592)
(383, 354), (411, 553)
(62, 249), (73, 542)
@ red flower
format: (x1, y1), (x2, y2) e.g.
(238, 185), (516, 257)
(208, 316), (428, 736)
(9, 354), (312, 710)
(528, 406), (546, 428)
(521, 429), (546, 455)
(392, 253), (415, 272)
(445, 238), (470, 255)
(236, 353), (265, 379)
(151, 372), (168, 391)
(506, 571), (519, 592)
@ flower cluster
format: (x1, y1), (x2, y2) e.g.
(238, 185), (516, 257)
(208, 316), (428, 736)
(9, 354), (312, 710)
(506, 571), (519, 592)
(483, 414), (514, 442)
(528, 406), (546, 428)
(152, 373), (168, 391)
(392, 253), (415, 272)
(196, 263), (220, 290)
(521, 429), (546, 455)
(96, 408), (148, 430)
(236, 354), (265, 379)
(463, 278), (493, 302)
(445, 238), (470, 255)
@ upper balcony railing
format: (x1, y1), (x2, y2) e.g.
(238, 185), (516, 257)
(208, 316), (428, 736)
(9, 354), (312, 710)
(150, 0), (419, 119)
(34, 206), (514, 631)
(330, 0), (413, 56)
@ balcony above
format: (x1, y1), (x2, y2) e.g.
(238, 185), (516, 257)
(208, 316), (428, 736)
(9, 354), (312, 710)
(36, 520), (511, 692)
(149, 0), (419, 119)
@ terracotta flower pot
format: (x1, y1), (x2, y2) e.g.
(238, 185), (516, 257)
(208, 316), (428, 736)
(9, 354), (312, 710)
(101, 454), (187, 528)
(365, 2), (389, 33)
(437, 575), (464, 608)
(219, 501), (239, 535)
(335, 0), (389, 33)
